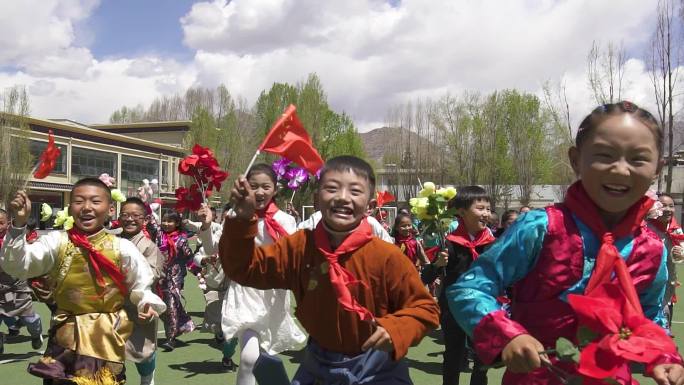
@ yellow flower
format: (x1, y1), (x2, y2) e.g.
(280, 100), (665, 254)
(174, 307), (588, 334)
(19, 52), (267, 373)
(418, 188), (432, 198)
(443, 187), (457, 200)
(63, 216), (75, 231)
(110, 189), (126, 203)
(53, 206), (74, 230)
(411, 197), (429, 208)
(423, 182), (436, 193)
(40, 203), (52, 222)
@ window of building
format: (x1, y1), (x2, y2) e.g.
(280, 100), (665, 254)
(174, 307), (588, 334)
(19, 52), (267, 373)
(30, 140), (67, 175)
(121, 155), (160, 197)
(161, 160), (169, 190)
(71, 147), (117, 183)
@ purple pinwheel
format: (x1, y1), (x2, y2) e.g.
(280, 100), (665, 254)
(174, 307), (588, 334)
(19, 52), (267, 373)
(286, 167), (309, 189)
(272, 157), (291, 179)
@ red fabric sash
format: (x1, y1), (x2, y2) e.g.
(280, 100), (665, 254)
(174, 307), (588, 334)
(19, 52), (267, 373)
(257, 201), (289, 241)
(26, 229), (38, 243)
(563, 181), (654, 312)
(445, 220), (496, 260)
(395, 234), (418, 263)
(314, 218), (375, 322)
(67, 228), (128, 297)
(162, 230), (179, 262)
(649, 216), (684, 245)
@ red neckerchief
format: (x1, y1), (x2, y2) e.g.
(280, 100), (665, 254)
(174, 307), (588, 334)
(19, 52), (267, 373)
(161, 230), (180, 262)
(649, 216), (684, 244)
(26, 229), (38, 243)
(0, 229), (6, 249)
(314, 218), (375, 322)
(563, 181), (654, 312)
(141, 226), (151, 240)
(395, 233), (418, 263)
(445, 220), (496, 260)
(68, 228), (128, 296)
(257, 201), (289, 241)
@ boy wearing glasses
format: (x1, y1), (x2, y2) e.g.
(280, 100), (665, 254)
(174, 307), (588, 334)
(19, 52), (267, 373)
(119, 197), (165, 385)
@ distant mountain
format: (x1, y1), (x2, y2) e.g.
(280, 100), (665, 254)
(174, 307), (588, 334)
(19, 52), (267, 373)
(359, 126), (438, 165)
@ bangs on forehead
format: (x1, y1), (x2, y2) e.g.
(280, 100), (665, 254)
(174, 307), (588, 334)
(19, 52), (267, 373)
(319, 155), (375, 192)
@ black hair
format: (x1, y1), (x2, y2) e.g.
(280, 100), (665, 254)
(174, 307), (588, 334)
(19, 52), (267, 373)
(223, 202), (232, 212)
(576, 101), (663, 157)
(162, 210), (182, 228)
(210, 207), (217, 213)
(121, 197), (146, 212)
(519, 205), (531, 213)
(72, 177), (112, 202)
(247, 163), (277, 185)
(318, 156), (375, 195)
(658, 193), (675, 201)
(0, 208), (7, 219)
(449, 186), (490, 210)
(501, 209), (518, 223)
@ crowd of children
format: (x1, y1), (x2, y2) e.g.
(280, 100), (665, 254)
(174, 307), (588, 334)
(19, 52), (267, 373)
(0, 100), (683, 385)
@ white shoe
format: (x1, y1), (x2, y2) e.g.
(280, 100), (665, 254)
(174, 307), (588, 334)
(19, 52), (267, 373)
(140, 371), (155, 385)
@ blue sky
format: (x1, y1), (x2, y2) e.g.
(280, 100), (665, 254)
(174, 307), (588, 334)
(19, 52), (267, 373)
(85, 0), (196, 60)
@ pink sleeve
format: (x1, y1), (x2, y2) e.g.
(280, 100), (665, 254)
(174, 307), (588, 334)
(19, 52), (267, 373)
(472, 309), (528, 364)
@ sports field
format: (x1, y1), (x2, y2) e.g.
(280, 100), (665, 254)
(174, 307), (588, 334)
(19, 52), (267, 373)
(1, 267), (683, 384)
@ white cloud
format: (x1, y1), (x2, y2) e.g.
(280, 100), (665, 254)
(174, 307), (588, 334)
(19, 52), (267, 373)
(0, 0), (675, 131)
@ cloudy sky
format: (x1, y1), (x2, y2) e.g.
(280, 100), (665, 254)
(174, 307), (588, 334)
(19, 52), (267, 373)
(0, 0), (673, 131)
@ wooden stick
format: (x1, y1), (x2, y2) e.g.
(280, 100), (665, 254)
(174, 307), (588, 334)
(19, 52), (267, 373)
(243, 150), (261, 176)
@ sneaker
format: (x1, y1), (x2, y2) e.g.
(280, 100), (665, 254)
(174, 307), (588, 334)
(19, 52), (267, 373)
(31, 334), (44, 350)
(7, 327), (20, 337)
(222, 357), (238, 372)
(160, 339), (175, 352)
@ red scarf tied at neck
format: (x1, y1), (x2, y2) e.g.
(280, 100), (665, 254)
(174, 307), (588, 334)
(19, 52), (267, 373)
(395, 234), (418, 264)
(563, 181), (654, 312)
(446, 220), (496, 260)
(314, 218), (375, 322)
(161, 230), (180, 262)
(68, 228), (128, 296)
(257, 201), (289, 241)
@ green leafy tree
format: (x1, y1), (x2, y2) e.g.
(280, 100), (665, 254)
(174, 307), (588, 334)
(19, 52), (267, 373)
(0, 86), (33, 208)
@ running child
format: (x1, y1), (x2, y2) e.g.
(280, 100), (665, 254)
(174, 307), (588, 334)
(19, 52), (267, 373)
(220, 156), (440, 384)
(1, 178), (165, 384)
(448, 101), (684, 385)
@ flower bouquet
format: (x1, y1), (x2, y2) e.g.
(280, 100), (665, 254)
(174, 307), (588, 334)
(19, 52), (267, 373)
(175, 144), (229, 211)
(408, 182), (457, 248)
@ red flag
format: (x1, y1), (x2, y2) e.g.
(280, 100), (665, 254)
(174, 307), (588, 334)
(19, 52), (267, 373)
(376, 190), (395, 208)
(258, 105), (324, 175)
(34, 129), (61, 179)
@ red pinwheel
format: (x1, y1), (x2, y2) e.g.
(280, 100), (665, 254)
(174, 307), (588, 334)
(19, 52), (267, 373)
(33, 130), (61, 179)
(175, 144), (229, 211)
(567, 282), (677, 379)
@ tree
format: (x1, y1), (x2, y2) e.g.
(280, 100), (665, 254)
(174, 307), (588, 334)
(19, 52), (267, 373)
(648, 0), (682, 193)
(0, 86), (33, 208)
(587, 40), (627, 105)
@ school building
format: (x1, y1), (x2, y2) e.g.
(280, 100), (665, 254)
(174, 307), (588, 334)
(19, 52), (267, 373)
(6, 116), (191, 222)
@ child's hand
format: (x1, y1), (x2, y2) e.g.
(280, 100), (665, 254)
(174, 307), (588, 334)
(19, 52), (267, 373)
(361, 325), (393, 353)
(434, 251), (449, 267)
(138, 303), (158, 322)
(197, 203), (213, 230)
(230, 176), (256, 220)
(502, 334), (545, 373)
(652, 363), (684, 385)
(10, 191), (31, 227)
(672, 246), (684, 263)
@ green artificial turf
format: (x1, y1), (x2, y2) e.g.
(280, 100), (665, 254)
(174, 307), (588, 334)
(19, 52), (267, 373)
(1, 267), (683, 384)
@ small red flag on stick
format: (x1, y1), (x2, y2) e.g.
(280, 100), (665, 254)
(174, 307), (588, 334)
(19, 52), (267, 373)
(244, 105), (324, 175)
(376, 190), (395, 208)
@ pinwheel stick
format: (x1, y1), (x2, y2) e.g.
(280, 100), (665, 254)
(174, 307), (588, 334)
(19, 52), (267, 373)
(290, 190), (296, 203)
